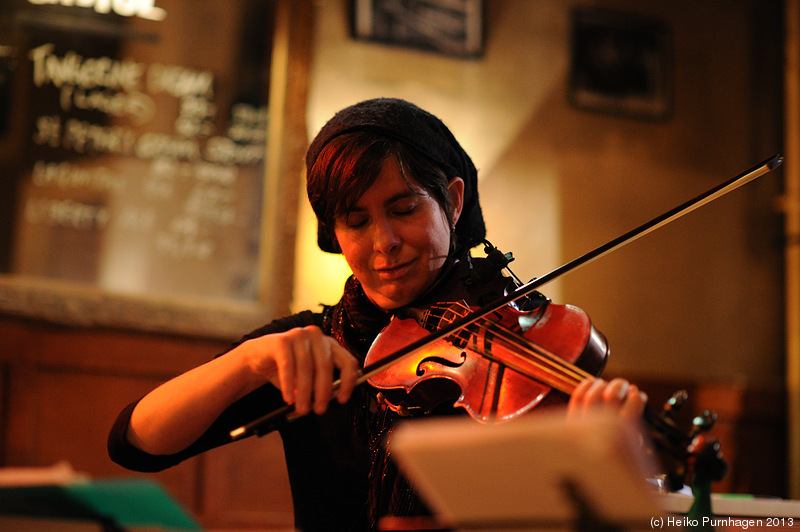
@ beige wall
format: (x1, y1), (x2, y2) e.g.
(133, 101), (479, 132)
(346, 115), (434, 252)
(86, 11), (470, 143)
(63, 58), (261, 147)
(294, 0), (785, 388)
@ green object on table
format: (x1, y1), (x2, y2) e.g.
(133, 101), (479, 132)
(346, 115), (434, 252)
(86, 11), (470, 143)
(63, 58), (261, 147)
(0, 478), (201, 530)
(686, 477), (714, 532)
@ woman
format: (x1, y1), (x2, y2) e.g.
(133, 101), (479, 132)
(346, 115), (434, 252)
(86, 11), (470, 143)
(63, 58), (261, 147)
(108, 98), (647, 531)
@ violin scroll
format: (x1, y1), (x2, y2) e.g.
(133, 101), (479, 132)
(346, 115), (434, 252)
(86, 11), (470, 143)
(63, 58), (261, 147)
(645, 389), (728, 492)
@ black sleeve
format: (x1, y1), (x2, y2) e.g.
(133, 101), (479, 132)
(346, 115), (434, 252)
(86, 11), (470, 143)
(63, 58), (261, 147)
(107, 311), (323, 472)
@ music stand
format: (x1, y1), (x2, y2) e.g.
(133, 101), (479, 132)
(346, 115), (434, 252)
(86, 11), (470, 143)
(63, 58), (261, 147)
(389, 408), (664, 531)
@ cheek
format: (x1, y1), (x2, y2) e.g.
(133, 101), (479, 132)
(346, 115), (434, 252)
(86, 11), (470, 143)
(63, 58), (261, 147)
(335, 234), (368, 272)
(345, 252), (367, 277)
(425, 216), (453, 257)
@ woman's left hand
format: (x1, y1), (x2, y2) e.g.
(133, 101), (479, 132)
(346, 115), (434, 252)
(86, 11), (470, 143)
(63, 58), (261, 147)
(567, 377), (648, 422)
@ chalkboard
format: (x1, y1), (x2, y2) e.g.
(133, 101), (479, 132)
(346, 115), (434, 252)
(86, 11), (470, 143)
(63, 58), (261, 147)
(0, 0), (311, 337)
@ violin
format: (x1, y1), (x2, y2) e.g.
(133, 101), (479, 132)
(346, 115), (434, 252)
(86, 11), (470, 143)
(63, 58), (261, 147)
(230, 154), (782, 491)
(365, 270), (609, 422)
(363, 247), (725, 491)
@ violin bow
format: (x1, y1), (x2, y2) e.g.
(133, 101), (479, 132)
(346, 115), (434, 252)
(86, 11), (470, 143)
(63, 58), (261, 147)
(230, 153), (783, 440)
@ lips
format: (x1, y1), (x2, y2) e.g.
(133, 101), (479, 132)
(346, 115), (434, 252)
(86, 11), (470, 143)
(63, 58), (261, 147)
(375, 260), (414, 280)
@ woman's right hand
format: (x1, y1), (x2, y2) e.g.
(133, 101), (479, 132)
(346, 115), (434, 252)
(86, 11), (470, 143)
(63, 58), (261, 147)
(128, 327), (358, 455)
(240, 325), (360, 416)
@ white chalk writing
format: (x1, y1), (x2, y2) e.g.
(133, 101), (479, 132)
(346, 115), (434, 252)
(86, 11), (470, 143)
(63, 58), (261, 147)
(25, 197), (110, 231)
(59, 85), (155, 125)
(29, 43), (144, 91)
(147, 63), (214, 99)
(27, 0), (167, 21)
(135, 132), (201, 161)
(205, 136), (264, 166)
(62, 118), (137, 155)
(32, 160), (125, 193)
(23, 39), (266, 274)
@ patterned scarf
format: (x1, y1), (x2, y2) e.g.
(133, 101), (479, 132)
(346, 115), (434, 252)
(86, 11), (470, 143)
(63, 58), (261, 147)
(322, 275), (432, 529)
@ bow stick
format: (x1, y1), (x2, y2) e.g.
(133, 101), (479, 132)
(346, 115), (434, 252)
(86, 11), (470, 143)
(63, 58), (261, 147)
(230, 153), (783, 440)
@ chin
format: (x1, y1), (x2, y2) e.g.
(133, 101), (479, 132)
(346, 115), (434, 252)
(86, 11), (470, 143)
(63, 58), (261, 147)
(373, 298), (406, 312)
(367, 279), (428, 311)
(369, 291), (413, 312)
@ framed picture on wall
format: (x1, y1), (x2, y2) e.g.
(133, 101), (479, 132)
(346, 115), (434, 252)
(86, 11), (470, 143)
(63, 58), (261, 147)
(352, 0), (484, 58)
(569, 8), (671, 121)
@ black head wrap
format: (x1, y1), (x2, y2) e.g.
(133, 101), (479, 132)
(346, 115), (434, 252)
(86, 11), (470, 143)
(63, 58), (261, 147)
(306, 98), (486, 253)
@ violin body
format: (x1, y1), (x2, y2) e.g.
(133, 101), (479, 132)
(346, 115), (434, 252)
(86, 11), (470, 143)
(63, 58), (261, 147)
(365, 294), (609, 422)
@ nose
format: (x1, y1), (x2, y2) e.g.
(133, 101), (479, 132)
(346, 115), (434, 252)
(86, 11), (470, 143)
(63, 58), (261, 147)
(373, 218), (400, 254)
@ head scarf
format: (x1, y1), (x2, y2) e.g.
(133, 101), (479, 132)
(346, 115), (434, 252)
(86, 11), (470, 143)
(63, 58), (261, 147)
(306, 98), (486, 253)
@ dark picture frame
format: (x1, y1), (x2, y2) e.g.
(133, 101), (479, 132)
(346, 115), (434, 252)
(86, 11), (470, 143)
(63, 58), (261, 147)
(569, 8), (671, 121)
(352, 0), (484, 58)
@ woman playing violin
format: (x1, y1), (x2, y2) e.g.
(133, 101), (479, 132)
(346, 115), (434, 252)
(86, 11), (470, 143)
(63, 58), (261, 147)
(108, 98), (647, 531)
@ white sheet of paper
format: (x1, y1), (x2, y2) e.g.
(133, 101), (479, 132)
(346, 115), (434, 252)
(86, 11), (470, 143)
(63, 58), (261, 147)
(390, 408), (662, 529)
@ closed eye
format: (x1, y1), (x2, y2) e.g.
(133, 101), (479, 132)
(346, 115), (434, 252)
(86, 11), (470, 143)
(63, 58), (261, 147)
(338, 190), (427, 229)
(389, 195), (423, 217)
(392, 205), (416, 216)
(344, 214), (368, 229)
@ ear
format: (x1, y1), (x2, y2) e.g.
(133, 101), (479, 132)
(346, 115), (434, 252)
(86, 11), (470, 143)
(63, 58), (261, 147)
(447, 177), (465, 227)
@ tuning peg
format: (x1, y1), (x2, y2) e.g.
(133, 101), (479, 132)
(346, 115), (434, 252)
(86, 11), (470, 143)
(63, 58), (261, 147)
(662, 389), (688, 418)
(687, 436), (729, 481)
(691, 410), (717, 436)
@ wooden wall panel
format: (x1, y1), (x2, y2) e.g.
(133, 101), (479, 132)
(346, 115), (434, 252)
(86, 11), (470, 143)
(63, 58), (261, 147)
(0, 316), (297, 529)
(3, 367), (201, 509)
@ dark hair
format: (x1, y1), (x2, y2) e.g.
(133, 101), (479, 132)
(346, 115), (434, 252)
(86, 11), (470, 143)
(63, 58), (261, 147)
(307, 130), (456, 254)
(305, 99), (485, 253)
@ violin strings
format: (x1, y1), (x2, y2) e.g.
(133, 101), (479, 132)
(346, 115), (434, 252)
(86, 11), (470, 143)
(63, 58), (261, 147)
(439, 301), (594, 395)
(467, 317), (592, 395)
